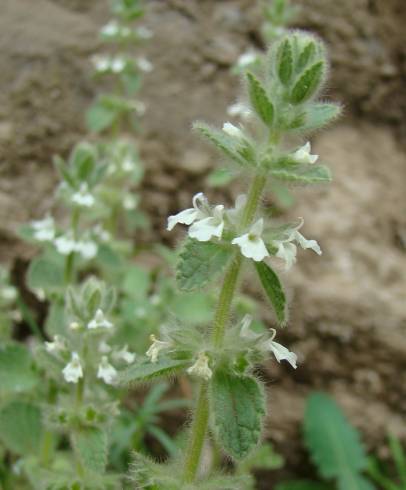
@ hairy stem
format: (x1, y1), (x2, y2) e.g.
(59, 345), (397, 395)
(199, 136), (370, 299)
(64, 207), (80, 285)
(182, 173), (267, 482)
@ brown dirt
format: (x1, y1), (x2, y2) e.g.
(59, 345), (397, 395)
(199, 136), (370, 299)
(1, 0), (405, 484)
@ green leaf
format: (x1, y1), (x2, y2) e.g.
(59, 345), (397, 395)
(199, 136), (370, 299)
(27, 256), (65, 292)
(290, 61), (325, 105)
(305, 393), (368, 480)
(211, 370), (265, 460)
(254, 262), (287, 325)
(72, 427), (107, 474)
(271, 164), (332, 184)
(297, 41), (317, 71)
(177, 239), (233, 291)
(86, 102), (116, 133)
(70, 142), (97, 181)
(118, 358), (189, 386)
(276, 481), (331, 490)
(122, 265), (150, 299)
(44, 299), (66, 337)
(246, 72), (274, 126)
(0, 401), (42, 455)
(171, 291), (213, 325)
(303, 103), (342, 131)
(193, 122), (247, 167)
(338, 473), (375, 490)
(277, 39), (293, 85)
(0, 343), (38, 395)
(206, 167), (236, 187)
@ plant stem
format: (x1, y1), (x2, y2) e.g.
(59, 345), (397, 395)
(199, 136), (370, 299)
(182, 173), (267, 483)
(64, 207), (80, 285)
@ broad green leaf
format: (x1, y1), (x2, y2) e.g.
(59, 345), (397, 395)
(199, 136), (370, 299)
(72, 427), (107, 474)
(0, 401), (42, 455)
(297, 41), (316, 71)
(0, 343), (38, 395)
(206, 167), (236, 187)
(305, 393), (368, 479)
(122, 265), (150, 299)
(27, 256), (65, 292)
(211, 370), (265, 460)
(338, 473), (376, 490)
(118, 358), (189, 386)
(277, 39), (293, 85)
(86, 102), (116, 133)
(276, 481), (331, 490)
(193, 122), (247, 167)
(303, 103), (342, 132)
(290, 61), (325, 105)
(247, 72), (274, 126)
(254, 262), (286, 325)
(171, 291), (213, 325)
(271, 164), (332, 184)
(177, 239), (233, 291)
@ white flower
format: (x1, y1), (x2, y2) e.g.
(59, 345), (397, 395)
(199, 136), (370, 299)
(137, 57), (153, 72)
(292, 142), (319, 165)
(237, 50), (258, 68)
(187, 353), (212, 381)
(136, 26), (153, 39)
(54, 235), (76, 255)
(146, 334), (170, 363)
(122, 158), (134, 172)
(99, 340), (112, 354)
(273, 218), (321, 270)
(31, 216), (55, 241)
(71, 184), (95, 208)
(93, 225), (110, 242)
(227, 102), (252, 120)
(69, 321), (81, 331)
(92, 55), (111, 73)
(45, 335), (66, 353)
(232, 218), (269, 262)
(101, 20), (120, 37)
(62, 352), (83, 383)
(87, 309), (114, 330)
(114, 345), (136, 364)
(188, 204), (225, 242)
(111, 56), (126, 73)
(167, 192), (208, 231)
(75, 240), (98, 260)
(123, 195), (137, 210)
(227, 194), (247, 224)
(239, 315), (261, 341)
(261, 329), (297, 369)
(97, 356), (117, 385)
(222, 122), (244, 139)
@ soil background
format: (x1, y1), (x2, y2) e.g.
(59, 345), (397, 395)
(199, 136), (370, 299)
(1, 0), (406, 487)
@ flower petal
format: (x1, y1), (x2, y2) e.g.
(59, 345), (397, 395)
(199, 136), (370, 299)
(267, 340), (297, 369)
(167, 208), (198, 231)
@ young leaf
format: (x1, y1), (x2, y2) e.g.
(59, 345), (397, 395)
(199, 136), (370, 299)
(296, 41), (317, 71)
(337, 473), (376, 490)
(211, 370), (265, 460)
(72, 427), (107, 474)
(177, 239), (233, 291)
(246, 72), (274, 126)
(254, 262), (287, 325)
(86, 102), (116, 133)
(27, 256), (65, 292)
(290, 61), (325, 105)
(0, 343), (39, 395)
(193, 122), (247, 167)
(303, 103), (342, 132)
(271, 164), (332, 184)
(0, 401), (42, 455)
(118, 359), (189, 386)
(277, 39), (293, 85)
(305, 393), (369, 480)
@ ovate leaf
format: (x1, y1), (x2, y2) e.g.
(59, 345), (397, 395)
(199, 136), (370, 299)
(177, 239), (233, 291)
(0, 343), (39, 395)
(254, 262), (287, 325)
(303, 103), (342, 132)
(72, 427), (107, 474)
(86, 102), (116, 133)
(0, 401), (42, 455)
(338, 473), (375, 490)
(305, 393), (368, 479)
(290, 61), (325, 105)
(271, 164), (332, 184)
(118, 358), (189, 386)
(27, 256), (64, 292)
(247, 72), (274, 126)
(211, 370), (265, 459)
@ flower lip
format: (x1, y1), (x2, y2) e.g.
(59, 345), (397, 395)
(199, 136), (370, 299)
(292, 141), (319, 165)
(232, 218), (269, 262)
